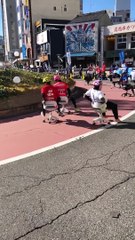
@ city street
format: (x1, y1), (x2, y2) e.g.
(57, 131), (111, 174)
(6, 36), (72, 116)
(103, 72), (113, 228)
(0, 113), (135, 240)
(1, 1), (135, 238)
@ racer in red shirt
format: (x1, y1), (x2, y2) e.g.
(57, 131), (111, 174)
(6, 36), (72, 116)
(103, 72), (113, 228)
(53, 75), (69, 97)
(41, 83), (57, 101)
(53, 74), (70, 115)
(41, 77), (58, 120)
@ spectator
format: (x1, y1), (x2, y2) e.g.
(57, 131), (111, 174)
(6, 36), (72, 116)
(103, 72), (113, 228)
(79, 65), (83, 78)
(120, 72), (135, 95)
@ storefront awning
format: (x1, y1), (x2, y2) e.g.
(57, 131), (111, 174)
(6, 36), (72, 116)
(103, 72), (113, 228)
(70, 52), (96, 57)
(64, 52), (96, 58)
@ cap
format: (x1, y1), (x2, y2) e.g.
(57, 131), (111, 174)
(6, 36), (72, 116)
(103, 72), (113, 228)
(93, 80), (102, 86)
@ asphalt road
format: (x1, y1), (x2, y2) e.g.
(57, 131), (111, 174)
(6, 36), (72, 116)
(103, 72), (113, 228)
(0, 114), (135, 240)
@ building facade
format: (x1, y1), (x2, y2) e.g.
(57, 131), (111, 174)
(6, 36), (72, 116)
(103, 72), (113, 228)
(30, 0), (83, 59)
(0, 36), (4, 61)
(35, 19), (69, 69)
(16, 0), (32, 61)
(1, 0), (19, 61)
(104, 21), (135, 66)
(111, 0), (130, 24)
(64, 10), (112, 67)
(2, 0), (82, 62)
(30, 0), (83, 24)
(1, 0), (32, 62)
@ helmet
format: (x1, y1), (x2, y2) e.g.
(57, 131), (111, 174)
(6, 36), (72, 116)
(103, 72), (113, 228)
(43, 76), (51, 83)
(93, 80), (102, 86)
(53, 74), (61, 81)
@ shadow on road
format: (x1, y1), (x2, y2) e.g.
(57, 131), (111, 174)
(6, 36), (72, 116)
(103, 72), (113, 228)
(108, 121), (135, 130)
(65, 118), (97, 129)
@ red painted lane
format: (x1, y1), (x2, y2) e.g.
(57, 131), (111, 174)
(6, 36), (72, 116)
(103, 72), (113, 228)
(0, 80), (134, 161)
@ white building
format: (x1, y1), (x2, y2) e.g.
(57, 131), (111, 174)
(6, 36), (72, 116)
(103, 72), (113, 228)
(112, 0), (131, 23)
(115, 0), (130, 11)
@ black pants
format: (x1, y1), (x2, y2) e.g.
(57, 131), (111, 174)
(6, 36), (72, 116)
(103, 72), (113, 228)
(69, 96), (77, 108)
(85, 96), (119, 120)
(106, 100), (119, 120)
(41, 102), (46, 116)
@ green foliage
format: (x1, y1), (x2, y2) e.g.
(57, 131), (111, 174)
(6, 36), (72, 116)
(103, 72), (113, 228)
(0, 68), (76, 99)
(0, 68), (44, 85)
(0, 85), (18, 99)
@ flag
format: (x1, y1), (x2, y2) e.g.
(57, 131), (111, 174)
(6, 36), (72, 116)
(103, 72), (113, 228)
(119, 51), (125, 63)
(66, 51), (71, 66)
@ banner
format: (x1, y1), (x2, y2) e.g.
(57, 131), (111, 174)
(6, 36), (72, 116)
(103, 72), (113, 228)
(119, 51), (125, 63)
(66, 51), (71, 66)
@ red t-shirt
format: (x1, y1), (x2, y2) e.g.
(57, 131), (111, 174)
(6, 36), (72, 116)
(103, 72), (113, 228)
(41, 84), (57, 101)
(96, 66), (101, 74)
(53, 81), (69, 97)
(102, 64), (106, 72)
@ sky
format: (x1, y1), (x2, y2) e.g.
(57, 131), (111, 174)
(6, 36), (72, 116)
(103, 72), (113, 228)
(0, 0), (135, 36)
(83, 0), (135, 20)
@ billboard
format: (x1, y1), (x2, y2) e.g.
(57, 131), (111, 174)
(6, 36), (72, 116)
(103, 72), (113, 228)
(65, 21), (98, 54)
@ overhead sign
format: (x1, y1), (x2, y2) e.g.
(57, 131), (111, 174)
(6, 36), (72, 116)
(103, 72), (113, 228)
(105, 22), (135, 35)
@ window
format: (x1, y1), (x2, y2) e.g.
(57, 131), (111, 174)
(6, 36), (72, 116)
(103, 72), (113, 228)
(117, 34), (126, 49)
(53, 6), (56, 11)
(127, 13), (130, 18)
(131, 33), (135, 48)
(64, 4), (67, 11)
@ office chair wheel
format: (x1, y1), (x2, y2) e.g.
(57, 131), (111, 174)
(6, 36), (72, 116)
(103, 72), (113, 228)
(121, 92), (132, 97)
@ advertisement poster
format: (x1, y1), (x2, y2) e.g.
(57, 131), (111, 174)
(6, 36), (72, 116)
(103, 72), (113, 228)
(65, 21), (98, 54)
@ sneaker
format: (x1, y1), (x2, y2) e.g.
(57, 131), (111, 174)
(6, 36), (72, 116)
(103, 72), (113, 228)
(41, 111), (44, 117)
(111, 119), (121, 124)
(59, 112), (65, 117)
(115, 118), (122, 123)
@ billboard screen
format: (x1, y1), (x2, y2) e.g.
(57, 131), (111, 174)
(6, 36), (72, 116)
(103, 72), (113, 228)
(65, 21), (98, 54)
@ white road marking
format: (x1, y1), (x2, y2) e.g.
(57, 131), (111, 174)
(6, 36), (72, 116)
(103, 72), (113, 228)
(0, 110), (135, 166)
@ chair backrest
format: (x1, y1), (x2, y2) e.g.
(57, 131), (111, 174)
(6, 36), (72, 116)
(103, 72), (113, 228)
(44, 101), (58, 111)
(92, 103), (107, 114)
(59, 96), (68, 105)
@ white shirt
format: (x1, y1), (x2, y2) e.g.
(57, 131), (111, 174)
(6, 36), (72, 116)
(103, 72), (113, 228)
(85, 88), (107, 112)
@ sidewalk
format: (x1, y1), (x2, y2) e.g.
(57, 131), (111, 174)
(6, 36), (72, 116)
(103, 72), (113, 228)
(0, 80), (135, 161)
